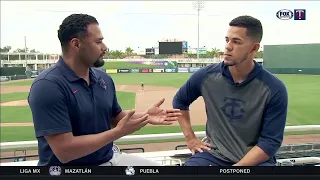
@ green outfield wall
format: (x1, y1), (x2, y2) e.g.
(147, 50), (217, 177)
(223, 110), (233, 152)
(263, 43), (320, 74)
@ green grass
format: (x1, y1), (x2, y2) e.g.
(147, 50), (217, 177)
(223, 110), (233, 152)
(116, 91), (136, 110)
(1, 74), (320, 126)
(0, 91), (135, 123)
(1, 73), (319, 143)
(1, 126), (36, 142)
(116, 130), (320, 145)
(0, 73), (191, 87)
(0, 126), (204, 142)
(1, 106), (33, 123)
(276, 74), (320, 125)
(131, 125), (205, 135)
(111, 74), (319, 126)
(110, 73), (192, 88)
(0, 79), (33, 86)
(1, 73), (320, 124)
(1, 92), (29, 102)
(1, 125), (319, 143)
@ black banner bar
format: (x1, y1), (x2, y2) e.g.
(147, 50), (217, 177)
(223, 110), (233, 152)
(0, 166), (319, 176)
(1, 176), (319, 180)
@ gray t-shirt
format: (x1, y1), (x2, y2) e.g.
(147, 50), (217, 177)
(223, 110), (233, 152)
(172, 61), (288, 163)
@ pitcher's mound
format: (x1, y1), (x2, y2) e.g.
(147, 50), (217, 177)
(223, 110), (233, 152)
(1, 100), (29, 106)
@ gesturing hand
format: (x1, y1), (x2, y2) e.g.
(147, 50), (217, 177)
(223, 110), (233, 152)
(116, 110), (149, 136)
(146, 98), (182, 125)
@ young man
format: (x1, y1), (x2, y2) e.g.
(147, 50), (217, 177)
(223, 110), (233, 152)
(172, 15), (288, 166)
(141, 82), (144, 92)
(28, 13), (181, 166)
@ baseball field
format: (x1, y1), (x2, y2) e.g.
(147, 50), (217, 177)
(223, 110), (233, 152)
(1, 73), (320, 153)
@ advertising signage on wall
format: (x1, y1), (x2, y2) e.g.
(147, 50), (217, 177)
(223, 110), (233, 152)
(165, 69), (176, 73)
(106, 69), (118, 74)
(189, 67), (201, 73)
(107, 68), (204, 74)
(117, 69), (130, 73)
(178, 68), (189, 73)
(141, 69), (153, 73)
(127, 61), (170, 67)
(153, 69), (164, 73)
(131, 69), (140, 73)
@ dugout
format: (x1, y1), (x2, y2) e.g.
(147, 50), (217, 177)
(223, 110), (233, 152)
(263, 43), (320, 75)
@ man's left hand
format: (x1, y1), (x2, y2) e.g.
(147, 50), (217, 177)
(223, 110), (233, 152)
(146, 98), (182, 125)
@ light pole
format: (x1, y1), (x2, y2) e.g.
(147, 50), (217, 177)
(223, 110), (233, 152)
(193, 1), (205, 60)
(24, 36), (28, 70)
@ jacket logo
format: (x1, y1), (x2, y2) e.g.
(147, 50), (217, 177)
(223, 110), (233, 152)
(220, 97), (246, 120)
(98, 78), (107, 90)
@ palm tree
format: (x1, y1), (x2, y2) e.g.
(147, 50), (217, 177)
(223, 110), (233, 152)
(125, 47), (134, 57)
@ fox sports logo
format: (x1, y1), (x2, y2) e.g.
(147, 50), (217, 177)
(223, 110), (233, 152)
(276, 9), (293, 20)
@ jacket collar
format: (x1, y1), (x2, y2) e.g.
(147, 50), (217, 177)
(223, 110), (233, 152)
(56, 56), (98, 83)
(220, 60), (262, 87)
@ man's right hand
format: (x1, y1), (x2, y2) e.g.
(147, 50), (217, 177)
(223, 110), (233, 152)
(115, 110), (149, 136)
(186, 138), (211, 155)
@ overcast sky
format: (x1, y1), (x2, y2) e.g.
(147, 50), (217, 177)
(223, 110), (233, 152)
(1, 1), (319, 53)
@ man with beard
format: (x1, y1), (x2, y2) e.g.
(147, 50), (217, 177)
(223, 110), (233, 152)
(28, 13), (181, 166)
(172, 15), (288, 166)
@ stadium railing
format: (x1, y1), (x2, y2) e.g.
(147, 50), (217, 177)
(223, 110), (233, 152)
(1, 125), (320, 166)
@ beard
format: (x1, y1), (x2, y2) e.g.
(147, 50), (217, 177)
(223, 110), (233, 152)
(224, 51), (250, 67)
(93, 59), (105, 67)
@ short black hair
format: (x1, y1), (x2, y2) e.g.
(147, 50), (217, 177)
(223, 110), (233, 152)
(229, 15), (263, 42)
(58, 13), (99, 53)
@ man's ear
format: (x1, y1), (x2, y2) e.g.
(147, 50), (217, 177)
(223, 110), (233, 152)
(70, 38), (80, 50)
(251, 43), (260, 53)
